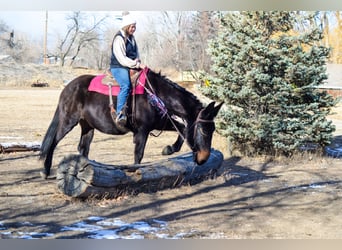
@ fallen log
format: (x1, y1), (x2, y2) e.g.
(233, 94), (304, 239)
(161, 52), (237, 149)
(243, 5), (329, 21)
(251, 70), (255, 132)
(0, 142), (41, 153)
(56, 149), (224, 198)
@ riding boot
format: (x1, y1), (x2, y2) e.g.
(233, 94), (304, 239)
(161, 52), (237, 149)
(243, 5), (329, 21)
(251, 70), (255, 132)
(115, 104), (128, 127)
(116, 111), (127, 127)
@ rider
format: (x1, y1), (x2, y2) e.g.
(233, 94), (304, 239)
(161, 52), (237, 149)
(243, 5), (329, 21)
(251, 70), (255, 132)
(110, 11), (146, 126)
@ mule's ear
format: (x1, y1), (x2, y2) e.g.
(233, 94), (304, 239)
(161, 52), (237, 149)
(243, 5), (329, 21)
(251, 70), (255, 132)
(202, 101), (224, 119)
(201, 102), (215, 118)
(206, 101), (216, 110)
(212, 101), (224, 118)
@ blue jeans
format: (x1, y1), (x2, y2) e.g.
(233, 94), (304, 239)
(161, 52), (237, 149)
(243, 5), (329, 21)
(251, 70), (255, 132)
(110, 67), (131, 114)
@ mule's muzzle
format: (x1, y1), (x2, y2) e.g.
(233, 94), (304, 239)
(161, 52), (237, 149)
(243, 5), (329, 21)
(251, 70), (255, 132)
(194, 149), (210, 165)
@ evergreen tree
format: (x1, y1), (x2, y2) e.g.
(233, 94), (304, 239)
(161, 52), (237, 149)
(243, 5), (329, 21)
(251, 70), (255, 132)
(200, 11), (336, 156)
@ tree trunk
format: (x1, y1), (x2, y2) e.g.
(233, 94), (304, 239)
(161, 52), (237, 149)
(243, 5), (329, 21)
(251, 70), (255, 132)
(56, 149), (224, 199)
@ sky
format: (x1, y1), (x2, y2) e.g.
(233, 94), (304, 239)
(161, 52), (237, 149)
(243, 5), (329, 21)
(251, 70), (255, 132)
(1, 11), (66, 40)
(0, 11), (124, 41)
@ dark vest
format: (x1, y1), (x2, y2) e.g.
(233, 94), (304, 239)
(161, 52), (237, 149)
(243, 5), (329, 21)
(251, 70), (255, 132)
(110, 31), (138, 68)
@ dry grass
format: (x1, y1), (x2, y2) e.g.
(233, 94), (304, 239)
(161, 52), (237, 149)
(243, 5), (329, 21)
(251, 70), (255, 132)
(0, 61), (101, 88)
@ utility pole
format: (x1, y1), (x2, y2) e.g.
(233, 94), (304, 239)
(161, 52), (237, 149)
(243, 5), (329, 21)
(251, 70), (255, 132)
(43, 11), (48, 64)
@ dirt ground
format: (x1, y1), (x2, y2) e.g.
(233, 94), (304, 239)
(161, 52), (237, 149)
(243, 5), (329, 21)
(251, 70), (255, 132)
(0, 85), (342, 239)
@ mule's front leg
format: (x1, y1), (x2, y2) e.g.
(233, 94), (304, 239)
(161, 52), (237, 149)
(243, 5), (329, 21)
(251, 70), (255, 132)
(78, 121), (94, 157)
(162, 134), (184, 155)
(133, 131), (149, 164)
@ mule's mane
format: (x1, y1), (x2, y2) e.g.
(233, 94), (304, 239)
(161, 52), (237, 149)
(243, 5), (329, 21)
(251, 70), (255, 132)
(150, 70), (203, 108)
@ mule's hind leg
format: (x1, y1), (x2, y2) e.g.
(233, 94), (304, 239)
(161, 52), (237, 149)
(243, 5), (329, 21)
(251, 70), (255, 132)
(162, 134), (184, 155)
(78, 119), (94, 158)
(41, 140), (58, 179)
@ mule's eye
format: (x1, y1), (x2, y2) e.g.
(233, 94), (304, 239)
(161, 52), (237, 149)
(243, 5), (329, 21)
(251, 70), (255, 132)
(199, 127), (208, 136)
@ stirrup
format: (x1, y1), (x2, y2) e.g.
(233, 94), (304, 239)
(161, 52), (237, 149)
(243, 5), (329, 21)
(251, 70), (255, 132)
(115, 112), (127, 127)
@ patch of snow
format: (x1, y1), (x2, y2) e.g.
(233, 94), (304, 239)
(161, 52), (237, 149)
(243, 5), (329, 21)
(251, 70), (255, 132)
(0, 217), (205, 239)
(0, 141), (41, 148)
(60, 221), (103, 232)
(0, 136), (23, 140)
(308, 184), (326, 189)
(87, 216), (105, 221)
(17, 232), (54, 239)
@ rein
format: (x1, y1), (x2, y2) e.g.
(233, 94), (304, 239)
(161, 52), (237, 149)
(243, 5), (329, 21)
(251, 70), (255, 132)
(139, 69), (186, 141)
(139, 69), (215, 149)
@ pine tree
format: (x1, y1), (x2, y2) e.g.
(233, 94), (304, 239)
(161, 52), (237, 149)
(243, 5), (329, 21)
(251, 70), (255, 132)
(200, 11), (336, 156)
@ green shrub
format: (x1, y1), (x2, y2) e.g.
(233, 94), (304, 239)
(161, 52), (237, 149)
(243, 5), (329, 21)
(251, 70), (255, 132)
(200, 11), (336, 156)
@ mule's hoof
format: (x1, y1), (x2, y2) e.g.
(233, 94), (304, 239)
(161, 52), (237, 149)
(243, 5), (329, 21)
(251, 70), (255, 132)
(162, 145), (173, 155)
(40, 171), (48, 180)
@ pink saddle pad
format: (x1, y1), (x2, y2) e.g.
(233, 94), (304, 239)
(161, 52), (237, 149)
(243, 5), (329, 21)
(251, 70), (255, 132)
(88, 68), (148, 96)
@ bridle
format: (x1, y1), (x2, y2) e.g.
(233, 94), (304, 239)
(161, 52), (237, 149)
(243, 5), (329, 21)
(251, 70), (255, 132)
(189, 109), (215, 150)
(137, 68), (215, 151)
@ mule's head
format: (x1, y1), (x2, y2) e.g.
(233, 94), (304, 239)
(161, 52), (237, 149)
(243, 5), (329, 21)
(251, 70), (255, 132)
(188, 101), (223, 165)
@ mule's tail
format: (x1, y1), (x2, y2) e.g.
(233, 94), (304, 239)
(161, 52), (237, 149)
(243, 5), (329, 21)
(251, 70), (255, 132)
(39, 108), (59, 161)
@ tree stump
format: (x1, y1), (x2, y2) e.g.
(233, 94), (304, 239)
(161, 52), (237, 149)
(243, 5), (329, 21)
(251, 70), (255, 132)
(56, 149), (224, 198)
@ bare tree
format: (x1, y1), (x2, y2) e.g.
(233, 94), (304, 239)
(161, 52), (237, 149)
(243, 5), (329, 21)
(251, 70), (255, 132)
(0, 20), (11, 50)
(185, 11), (220, 73)
(294, 11), (342, 63)
(138, 11), (220, 76)
(332, 11), (342, 63)
(140, 11), (192, 71)
(321, 11), (330, 48)
(55, 11), (108, 67)
(0, 19), (41, 63)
